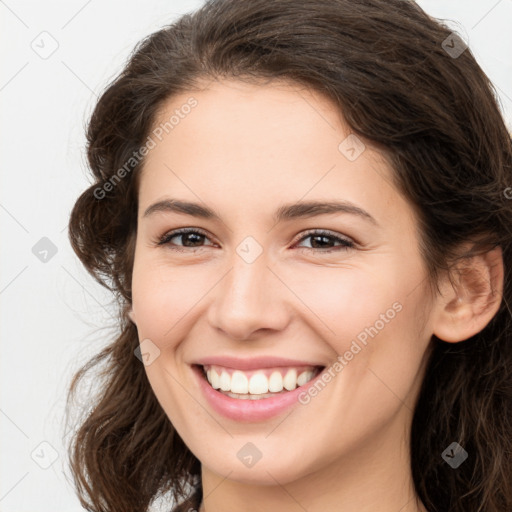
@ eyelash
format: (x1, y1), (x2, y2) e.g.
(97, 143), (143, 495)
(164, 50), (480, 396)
(156, 228), (355, 253)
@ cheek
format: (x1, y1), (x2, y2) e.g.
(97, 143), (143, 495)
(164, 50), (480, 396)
(286, 262), (429, 388)
(279, 264), (397, 341)
(130, 259), (215, 348)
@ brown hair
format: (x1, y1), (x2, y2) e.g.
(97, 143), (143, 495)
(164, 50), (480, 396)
(66, 1), (512, 511)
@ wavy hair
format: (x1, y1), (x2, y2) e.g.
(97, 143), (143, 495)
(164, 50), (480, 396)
(66, 0), (512, 510)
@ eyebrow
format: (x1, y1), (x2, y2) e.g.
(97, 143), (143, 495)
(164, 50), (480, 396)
(143, 198), (378, 225)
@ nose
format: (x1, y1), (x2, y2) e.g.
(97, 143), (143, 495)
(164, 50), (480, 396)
(206, 249), (291, 341)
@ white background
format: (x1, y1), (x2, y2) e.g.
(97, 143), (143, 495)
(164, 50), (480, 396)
(1, 1), (511, 510)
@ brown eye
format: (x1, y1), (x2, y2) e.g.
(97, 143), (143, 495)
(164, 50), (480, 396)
(294, 230), (355, 252)
(157, 228), (215, 251)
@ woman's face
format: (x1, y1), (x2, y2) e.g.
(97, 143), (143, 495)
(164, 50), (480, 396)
(130, 79), (435, 485)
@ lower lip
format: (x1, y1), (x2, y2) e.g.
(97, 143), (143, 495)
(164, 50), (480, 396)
(192, 364), (323, 422)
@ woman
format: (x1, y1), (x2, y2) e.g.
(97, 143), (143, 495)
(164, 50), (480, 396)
(66, 0), (512, 511)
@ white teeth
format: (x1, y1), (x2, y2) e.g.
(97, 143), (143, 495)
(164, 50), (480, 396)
(231, 370), (249, 394)
(220, 370), (231, 392)
(209, 369), (220, 389)
(297, 370), (312, 387)
(268, 371), (283, 392)
(283, 369), (297, 391)
(248, 373), (269, 394)
(204, 366), (318, 395)
(224, 391), (282, 400)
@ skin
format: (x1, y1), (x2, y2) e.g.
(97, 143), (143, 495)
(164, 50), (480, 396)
(128, 79), (503, 512)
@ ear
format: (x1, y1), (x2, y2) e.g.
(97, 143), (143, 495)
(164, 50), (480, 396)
(432, 245), (503, 343)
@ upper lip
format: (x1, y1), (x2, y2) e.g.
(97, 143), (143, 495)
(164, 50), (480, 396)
(193, 355), (325, 371)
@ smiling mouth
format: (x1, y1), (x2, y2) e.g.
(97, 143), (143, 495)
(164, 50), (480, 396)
(195, 364), (325, 400)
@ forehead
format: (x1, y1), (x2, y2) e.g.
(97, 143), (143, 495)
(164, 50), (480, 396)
(137, 79), (407, 229)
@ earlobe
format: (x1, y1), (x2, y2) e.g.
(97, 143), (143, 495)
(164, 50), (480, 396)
(432, 245), (503, 343)
(127, 308), (136, 324)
